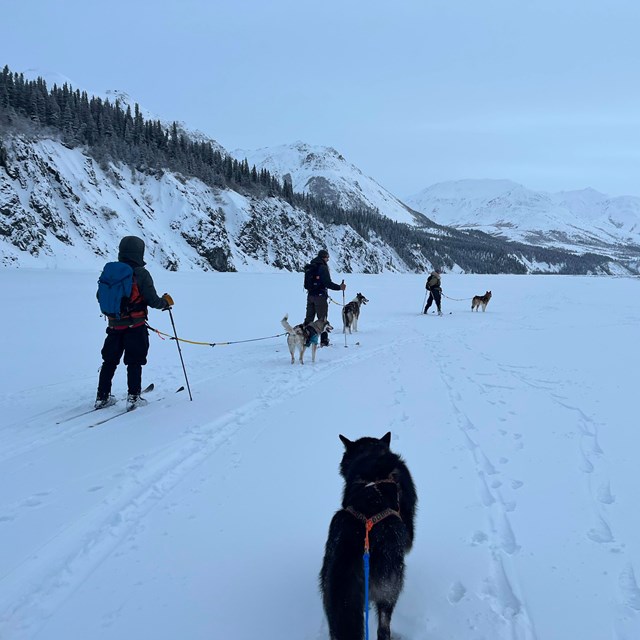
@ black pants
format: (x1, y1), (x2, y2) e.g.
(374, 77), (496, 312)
(424, 287), (442, 313)
(305, 294), (330, 345)
(97, 324), (149, 397)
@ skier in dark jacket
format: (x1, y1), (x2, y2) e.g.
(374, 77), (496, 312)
(304, 249), (346, 346)
(423, 268), (443, 316)
(95, 236), (173, 410)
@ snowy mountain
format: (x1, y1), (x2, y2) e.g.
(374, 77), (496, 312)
(232, 142), (429, 226)
(0, 135), (413, 273)
(405, 179), (640, 264)
(0, 66), (632, 274)
(1, 132), (630, 275)
(21, 68), (225, 155)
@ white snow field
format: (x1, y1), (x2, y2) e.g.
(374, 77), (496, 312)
(0, 270), (639, 640)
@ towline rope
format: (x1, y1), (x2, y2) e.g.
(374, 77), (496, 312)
(146, 323), (288, 347)
(442, 293), (473, 301)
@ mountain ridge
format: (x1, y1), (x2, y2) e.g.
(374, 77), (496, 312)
(0, 66), (633, 275)
(405, 178), (640, 263)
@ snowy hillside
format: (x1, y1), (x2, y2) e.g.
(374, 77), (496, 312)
(1, 270), (639, 640)
(406, 179), (640, 259)
(21, 68), (226, 155)
(0, 135), (411, 273)
(1, 67), (634, 274)
(232, 141), (427, 226)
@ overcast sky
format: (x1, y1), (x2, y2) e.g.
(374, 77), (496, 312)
(4, 0), (640, 198)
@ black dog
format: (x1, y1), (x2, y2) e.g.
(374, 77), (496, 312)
(320, 432), (417, 640)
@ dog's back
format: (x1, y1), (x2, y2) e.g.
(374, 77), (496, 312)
(320, 432), (416, 640)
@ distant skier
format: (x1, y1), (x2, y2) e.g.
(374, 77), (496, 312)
(95, 236), (173, 410)
(424, 268), (443, 316)
(303, 249), (345, 347)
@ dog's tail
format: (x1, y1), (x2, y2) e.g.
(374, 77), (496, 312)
(281, 314), (295, 334)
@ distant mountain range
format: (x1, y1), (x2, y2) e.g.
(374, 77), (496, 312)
(232, 144), (640, 271)
(1, 67), (638, 275)
(404, 179), (640, 264)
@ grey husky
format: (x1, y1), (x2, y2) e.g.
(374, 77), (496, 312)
(342, 292), (369, 334)
(280, 315), (333, 364)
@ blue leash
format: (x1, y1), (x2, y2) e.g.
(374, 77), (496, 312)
(344, 505), (400, 640)
(364, 549), (371, 640)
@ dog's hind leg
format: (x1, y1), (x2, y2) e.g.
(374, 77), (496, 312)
(375, 601), (395, 640)
(324, 590), (364, 640)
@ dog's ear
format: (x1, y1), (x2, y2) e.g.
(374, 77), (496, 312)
(380, 432), (392, 447)
(339, 434), (353, 449)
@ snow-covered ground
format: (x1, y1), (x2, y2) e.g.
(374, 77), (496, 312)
(1, 269), (639, 640)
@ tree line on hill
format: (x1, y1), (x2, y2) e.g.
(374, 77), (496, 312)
(0, 65), (613, 274)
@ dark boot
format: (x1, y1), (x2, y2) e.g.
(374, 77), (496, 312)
(94, 393), (116, 410)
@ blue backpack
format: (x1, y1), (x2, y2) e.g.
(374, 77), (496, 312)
(97, 262), (134, 319)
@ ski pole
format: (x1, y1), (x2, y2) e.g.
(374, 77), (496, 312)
(420, 291), (427, 314)
(342, 280), (347, 348)
(168, 307), (193, 401)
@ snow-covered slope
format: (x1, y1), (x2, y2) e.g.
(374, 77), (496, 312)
(21, 68), (226, 154)
(232, 141), (427, 226)
(0, 135), (411, 273)
(406, 179), (640, 256)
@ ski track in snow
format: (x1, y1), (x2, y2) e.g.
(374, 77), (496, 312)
(551, 398), (640, 638)
(0, 335), (415, 639)
(427, 320), (640, 640)
(431, 340), (538, 640)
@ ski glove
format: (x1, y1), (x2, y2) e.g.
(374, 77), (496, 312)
(162, 293), (174, 309)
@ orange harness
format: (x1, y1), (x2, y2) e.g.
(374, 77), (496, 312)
(345, 505), (401, 552)
(344, 477), (402, 552)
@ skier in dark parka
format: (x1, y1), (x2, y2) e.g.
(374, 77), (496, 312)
(423, 268), (443, 316)
(304, 249), (346, 347)
(95, 236), (173, 410)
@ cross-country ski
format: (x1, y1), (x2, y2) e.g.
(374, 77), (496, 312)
(88, 385), (184, 428)
(56, 383), (155, 425)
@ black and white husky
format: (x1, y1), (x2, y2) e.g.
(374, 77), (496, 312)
(342, 293), (369, 334)
(320, 432), (417, 640)
(281, 315), (333, 365)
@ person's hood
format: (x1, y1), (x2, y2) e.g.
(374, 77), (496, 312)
(118, 236), (146, 267)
